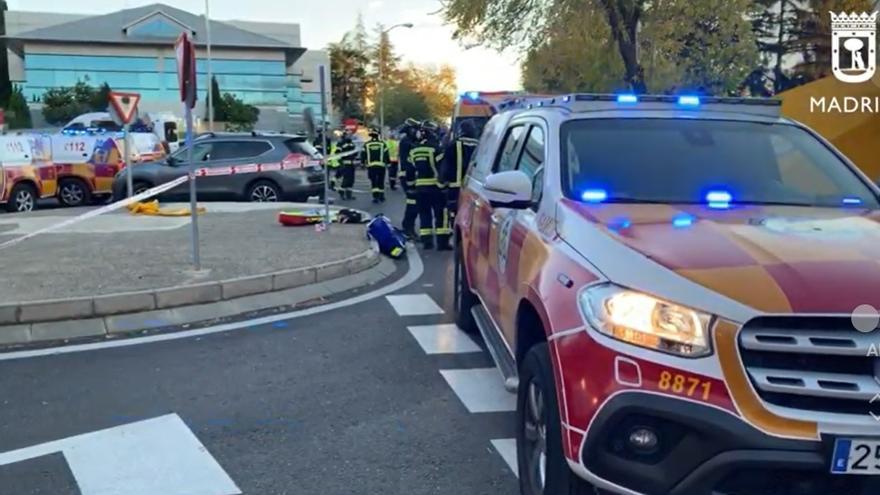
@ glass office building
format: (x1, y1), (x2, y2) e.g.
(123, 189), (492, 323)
(5, 4), (331, 129)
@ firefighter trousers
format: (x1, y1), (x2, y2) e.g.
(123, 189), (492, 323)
(417, 186), (451, 249)
(388, 162), (399, 189)
(339, 164), (355, 199)
(368, 166), (386, 202)
(328, 166), (340, 190)
(402, 190), (418, 237)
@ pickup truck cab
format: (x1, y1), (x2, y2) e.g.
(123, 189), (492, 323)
(454, 93), (880, 495)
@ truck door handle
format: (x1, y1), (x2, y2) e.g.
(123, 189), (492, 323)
(490, 213), (502, 225)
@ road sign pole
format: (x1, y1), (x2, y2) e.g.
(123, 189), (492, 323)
(186, 104), (201, 270)
(319, 65), (330, 228)
(124, 123), (133, 198)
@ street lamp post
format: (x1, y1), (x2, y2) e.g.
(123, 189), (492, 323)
(205, 0), (214, 131)
(379, 23), (413, 137)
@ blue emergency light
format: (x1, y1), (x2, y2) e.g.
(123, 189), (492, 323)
(705, 190), (732, 209)
(672, 214), (695, 228)
(678, 95), (701, 107)
(617, 94), (639, 104)
(465, 91), (480, 100)
(582, 189), (608, 203)
(842, 197), (863, 206)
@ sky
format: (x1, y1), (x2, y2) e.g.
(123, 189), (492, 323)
(7, 0), (523, 91)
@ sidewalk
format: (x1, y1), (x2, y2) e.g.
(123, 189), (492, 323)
(0, 202), (368, 304)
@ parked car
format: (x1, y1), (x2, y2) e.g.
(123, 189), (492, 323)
(454, 93), (880, 495)
(112, 133), (325, 202)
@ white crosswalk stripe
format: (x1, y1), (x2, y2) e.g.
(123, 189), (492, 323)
(406, 324), (481, 354)
(386, 294), (445, 316)
(393, 292), (516, 478)
(491, 439), (518, 477)
(439, 368), (517, 413)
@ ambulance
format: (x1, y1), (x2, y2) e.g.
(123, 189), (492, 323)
(0, 135), (56, 212)
(51, 134), (125, 207)
(454, 93), (880, 495)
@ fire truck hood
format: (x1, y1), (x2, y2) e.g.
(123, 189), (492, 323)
(558, 199), (880, 316)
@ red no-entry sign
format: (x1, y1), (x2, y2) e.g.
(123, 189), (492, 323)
(175, 32), (198, 109)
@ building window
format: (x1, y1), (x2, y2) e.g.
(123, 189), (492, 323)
(124, 12), (192, 39)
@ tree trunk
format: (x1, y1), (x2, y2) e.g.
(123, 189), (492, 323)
(774, 0), (787, 93)
(600, 0), (647, 93)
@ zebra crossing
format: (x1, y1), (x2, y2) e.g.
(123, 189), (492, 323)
(386, 292), (520, 478)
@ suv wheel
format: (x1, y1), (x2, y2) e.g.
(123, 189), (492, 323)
(454, 237), (479, 334)
(518, 343), (596, 495)
(6, 183), (36, 213)
(58, 179), (91, 207)
(247, 181), (280, 202)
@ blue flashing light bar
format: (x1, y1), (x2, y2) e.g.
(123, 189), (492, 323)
(582, 189), (608, 203)
(672, 214), (695, 228)
(562, 95), (571, 102)
(842, 197), (863, 206)
(617, 94), (639, 104)
(678, 95), (701, 106)
(465, 91), (480, 100)
(706, 190), (732, 209)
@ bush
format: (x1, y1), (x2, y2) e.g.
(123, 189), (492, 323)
(221, 92), (259, 131)
(41, 79), (113, 125)
(6, 85), (32, 129)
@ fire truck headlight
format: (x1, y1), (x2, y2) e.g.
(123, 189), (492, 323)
(579, 284), (713, 358)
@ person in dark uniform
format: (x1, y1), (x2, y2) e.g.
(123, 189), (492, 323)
(399, 118), (421, 238)
(362, 129), (390, 203)
(409, 121), (450, 250)
(336, 130), (357, 200)
(442, 120), (479, 217)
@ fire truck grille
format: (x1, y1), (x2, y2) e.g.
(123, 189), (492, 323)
(737, 316), (880, 417)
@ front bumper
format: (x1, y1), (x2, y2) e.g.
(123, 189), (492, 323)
(582, 392), (880, 495)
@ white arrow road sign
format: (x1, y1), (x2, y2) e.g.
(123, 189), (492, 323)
(0, 414), (240, 495)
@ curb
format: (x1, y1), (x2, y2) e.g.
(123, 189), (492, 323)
(0, 247), (380, 345)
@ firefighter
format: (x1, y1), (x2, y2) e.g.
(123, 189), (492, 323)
(336, 129), (357, 200)
(386, 133), (400, 190)
(442, 120), (479, 216)
(409, 121), (451, 250)
(399, 118), (421, 239)
(362, 128), (389, 203)
(326, 137), (340, 192)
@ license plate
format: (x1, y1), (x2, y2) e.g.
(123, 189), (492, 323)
(831, 439), (880, 474)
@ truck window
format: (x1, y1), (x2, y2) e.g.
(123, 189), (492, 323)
(494, 125), (525, 173)
(561, 118), (880, 208)
(517, 126), (545, 180)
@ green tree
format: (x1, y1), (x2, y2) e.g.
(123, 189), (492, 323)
(329, 41), (370, 119)
(647, 0), (758, 95)
(220, 92), (259, 131)
(207, 75), (227, 121)
(90, 82), (112, 112)
(383, 84), (431, 127)
(41, 87), (83, 125)
(6, 85), (31, 129)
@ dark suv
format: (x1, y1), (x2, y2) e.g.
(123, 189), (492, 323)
(112, 132), (325, 202)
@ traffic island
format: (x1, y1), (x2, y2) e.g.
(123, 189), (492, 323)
(0, 203), (388, 346)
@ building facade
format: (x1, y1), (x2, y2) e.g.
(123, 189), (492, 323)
(4, 3), (332, 130)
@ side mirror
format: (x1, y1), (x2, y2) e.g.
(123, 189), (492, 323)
(166, 155), (177, 166)
(484, 170), (532, 209)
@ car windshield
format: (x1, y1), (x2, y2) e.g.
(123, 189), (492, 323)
(561, 118), (879, 208)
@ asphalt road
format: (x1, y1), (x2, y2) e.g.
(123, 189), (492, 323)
(0, 170), (520, 495)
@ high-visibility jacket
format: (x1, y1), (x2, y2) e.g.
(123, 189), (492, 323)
(386, 139), (399, 163)
(362, 138), (390, 167)
(442, 136), (479, 188)
(408, 139), (445, 189)
(327, 142), (340, 168)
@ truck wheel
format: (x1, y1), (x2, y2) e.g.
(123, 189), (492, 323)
(58, 178), (91, 207)
(518, 343), (595, 495)
(454, 238), (479, 334)
(6, 183), (37, 212)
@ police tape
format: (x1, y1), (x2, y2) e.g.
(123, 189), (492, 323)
(0, 175), (190, 251)
(191, 149), (359, 178)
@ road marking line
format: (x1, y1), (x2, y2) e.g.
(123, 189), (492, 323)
(407, 324), (481, 354)
(386, 294), (444, 316)
(0, 414), (240, 495)
(439, 368), (516, 413)
(0, 249), (423, 361)
(490, 438), (518, 478)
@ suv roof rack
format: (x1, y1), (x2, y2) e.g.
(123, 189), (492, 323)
(498, 93), (782, 117)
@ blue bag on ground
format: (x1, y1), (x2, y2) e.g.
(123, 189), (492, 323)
(367, 215), (407, 259)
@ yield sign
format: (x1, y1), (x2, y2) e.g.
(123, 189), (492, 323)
(108, 91), (141, 125)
